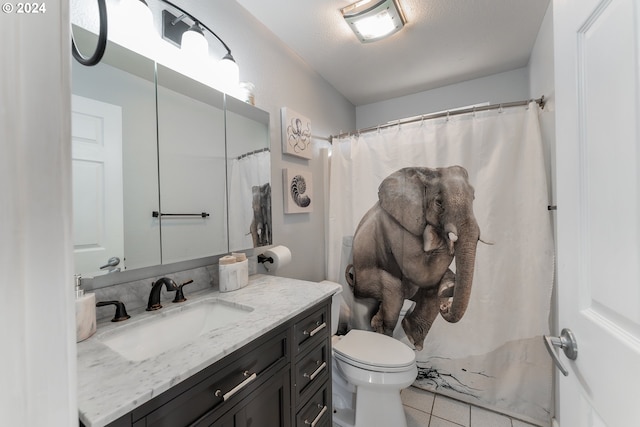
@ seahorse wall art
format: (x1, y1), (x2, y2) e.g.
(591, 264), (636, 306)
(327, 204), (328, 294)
(283, 168), (313, 214)
(281, 107), (312, 160)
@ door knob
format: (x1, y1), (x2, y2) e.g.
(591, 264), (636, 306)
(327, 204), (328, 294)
(100, 256), (120, 270)
(543, 328), (578, 377)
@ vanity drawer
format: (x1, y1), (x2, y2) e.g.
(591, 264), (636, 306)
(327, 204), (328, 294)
(295, 385), (330, 427)
(294, 305), (329, 354)
(134, 327), (289, 427)
(294, 340), (329, 404)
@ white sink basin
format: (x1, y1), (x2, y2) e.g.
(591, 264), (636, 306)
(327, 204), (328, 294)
(98, 299), (253, 361)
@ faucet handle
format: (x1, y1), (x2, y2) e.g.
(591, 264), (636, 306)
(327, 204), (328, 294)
(96, 300), (131, 322)
(173, 279), (194, 303)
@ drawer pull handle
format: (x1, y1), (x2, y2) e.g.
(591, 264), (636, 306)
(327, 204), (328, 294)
(303, 361), (327, 381)
(305, 404), (327, 427)
(304, 322), (326, 337)
(214, 371), (257, 401)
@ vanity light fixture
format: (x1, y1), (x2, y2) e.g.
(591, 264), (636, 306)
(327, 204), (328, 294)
(341, 0), (407, 43)
(160, 0), (240, 89)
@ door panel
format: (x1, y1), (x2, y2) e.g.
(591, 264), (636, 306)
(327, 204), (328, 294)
(554, 0), (640, 425)
(72, 94), (124, 276)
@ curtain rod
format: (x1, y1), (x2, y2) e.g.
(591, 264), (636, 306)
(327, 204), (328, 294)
(329, 96), (545, 142)
(237, 147), (270, 160)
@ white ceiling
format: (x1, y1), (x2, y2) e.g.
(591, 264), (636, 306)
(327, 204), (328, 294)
(235, 0), (550, 106)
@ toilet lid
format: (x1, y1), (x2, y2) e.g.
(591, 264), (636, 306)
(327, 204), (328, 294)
(333, 330), (415, 370)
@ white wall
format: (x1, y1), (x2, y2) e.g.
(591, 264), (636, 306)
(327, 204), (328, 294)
(356, 67), (530, 129)
(528, 2), (557, 206)
(526, 1), (558, 420)
(0, 4), (77, 426)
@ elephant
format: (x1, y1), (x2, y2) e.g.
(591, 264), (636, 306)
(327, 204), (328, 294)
(345, 165), (481, 351)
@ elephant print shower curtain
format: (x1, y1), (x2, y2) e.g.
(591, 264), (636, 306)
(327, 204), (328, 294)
(228, 150), (272, 251)
(328, 103), (554, 426)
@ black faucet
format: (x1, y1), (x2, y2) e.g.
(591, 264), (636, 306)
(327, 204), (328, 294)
(146, 277), (179, 311)
(172, 279), (194, 303)
(96, 300), (130, 322)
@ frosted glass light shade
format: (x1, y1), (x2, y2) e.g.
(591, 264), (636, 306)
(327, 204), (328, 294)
(114, 0), (156, 57)
(342, 0), (406, 43)
(218, 54), (240, 93)
(181, 25), (208, 58)
(353, 10), (395, 39)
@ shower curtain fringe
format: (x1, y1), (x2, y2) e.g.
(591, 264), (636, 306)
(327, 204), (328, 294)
(329, 95), (546, 142)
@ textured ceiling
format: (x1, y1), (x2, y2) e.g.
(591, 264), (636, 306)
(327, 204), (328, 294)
(235, 0), (550, 106)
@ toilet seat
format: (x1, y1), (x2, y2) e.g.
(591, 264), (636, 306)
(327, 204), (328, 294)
(333, 330), (415, 373)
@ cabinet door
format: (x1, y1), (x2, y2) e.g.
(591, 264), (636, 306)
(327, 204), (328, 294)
(232, 369), (291, 427)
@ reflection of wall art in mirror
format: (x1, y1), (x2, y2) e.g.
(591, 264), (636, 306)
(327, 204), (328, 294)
(283, 168), (313, 214)
(281, 107), (312, 159)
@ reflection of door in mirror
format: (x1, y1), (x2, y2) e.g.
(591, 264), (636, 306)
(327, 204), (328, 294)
(156, 65), (228, 263)
(71, 33), (160, 277)
(72, 95), (124, 277)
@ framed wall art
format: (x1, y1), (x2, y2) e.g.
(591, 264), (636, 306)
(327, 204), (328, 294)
(281, 107), (312, 159)
(283, 168), (313, 214)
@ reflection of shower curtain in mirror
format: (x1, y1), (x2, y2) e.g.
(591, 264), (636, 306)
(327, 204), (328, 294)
(229, 150), (271, 251)
(328, 104), (554, 426)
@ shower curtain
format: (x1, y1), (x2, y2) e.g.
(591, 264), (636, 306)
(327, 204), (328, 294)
(228, 150), (271, 251)
(328, 104), (554, 426)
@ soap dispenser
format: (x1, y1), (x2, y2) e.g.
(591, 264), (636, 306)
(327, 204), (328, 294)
(75, 274), (97, 342)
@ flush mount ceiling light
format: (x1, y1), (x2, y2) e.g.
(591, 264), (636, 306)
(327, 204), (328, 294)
(341, 0), (406, 43)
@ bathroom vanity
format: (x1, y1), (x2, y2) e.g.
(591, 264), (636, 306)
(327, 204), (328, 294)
(77, 276), (339, 427)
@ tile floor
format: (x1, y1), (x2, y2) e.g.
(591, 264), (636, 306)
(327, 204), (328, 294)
(333, 386), (539, 427)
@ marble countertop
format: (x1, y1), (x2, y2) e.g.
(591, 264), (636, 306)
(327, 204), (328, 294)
(77, 275), (340, 427)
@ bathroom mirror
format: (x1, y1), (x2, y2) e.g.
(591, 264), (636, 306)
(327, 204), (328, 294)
(71, 27), (271, 281)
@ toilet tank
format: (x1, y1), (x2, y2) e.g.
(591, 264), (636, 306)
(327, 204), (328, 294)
(320, 280), (343, 336)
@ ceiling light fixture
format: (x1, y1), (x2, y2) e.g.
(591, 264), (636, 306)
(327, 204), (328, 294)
(341, 0), (406, 43)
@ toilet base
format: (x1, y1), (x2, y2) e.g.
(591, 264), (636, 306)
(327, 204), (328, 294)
(332, 385), (408, 427)
(332, 407), (355, 427)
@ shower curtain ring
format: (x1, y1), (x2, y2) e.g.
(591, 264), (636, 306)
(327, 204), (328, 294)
(499, 104), (503, 114)
(446, 111), (450, 122)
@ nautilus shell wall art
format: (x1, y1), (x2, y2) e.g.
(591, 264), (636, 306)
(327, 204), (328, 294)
(281, 107), (312, 159)
(283, 168), (313, 213)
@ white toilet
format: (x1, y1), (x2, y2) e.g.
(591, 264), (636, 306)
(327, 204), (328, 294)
(326, 283), (418, 427)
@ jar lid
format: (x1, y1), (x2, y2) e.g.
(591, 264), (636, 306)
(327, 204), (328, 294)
(219, 255), (237, 265)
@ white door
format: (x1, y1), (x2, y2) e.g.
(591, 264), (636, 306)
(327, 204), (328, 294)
(554, 0), (640, 425)
(72, 94), (125, 276)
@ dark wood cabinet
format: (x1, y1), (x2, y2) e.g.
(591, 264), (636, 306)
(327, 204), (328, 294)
(96, 299), (332, 427)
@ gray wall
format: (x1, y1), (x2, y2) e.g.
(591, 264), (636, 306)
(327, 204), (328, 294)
(355, 67), (530, 129)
